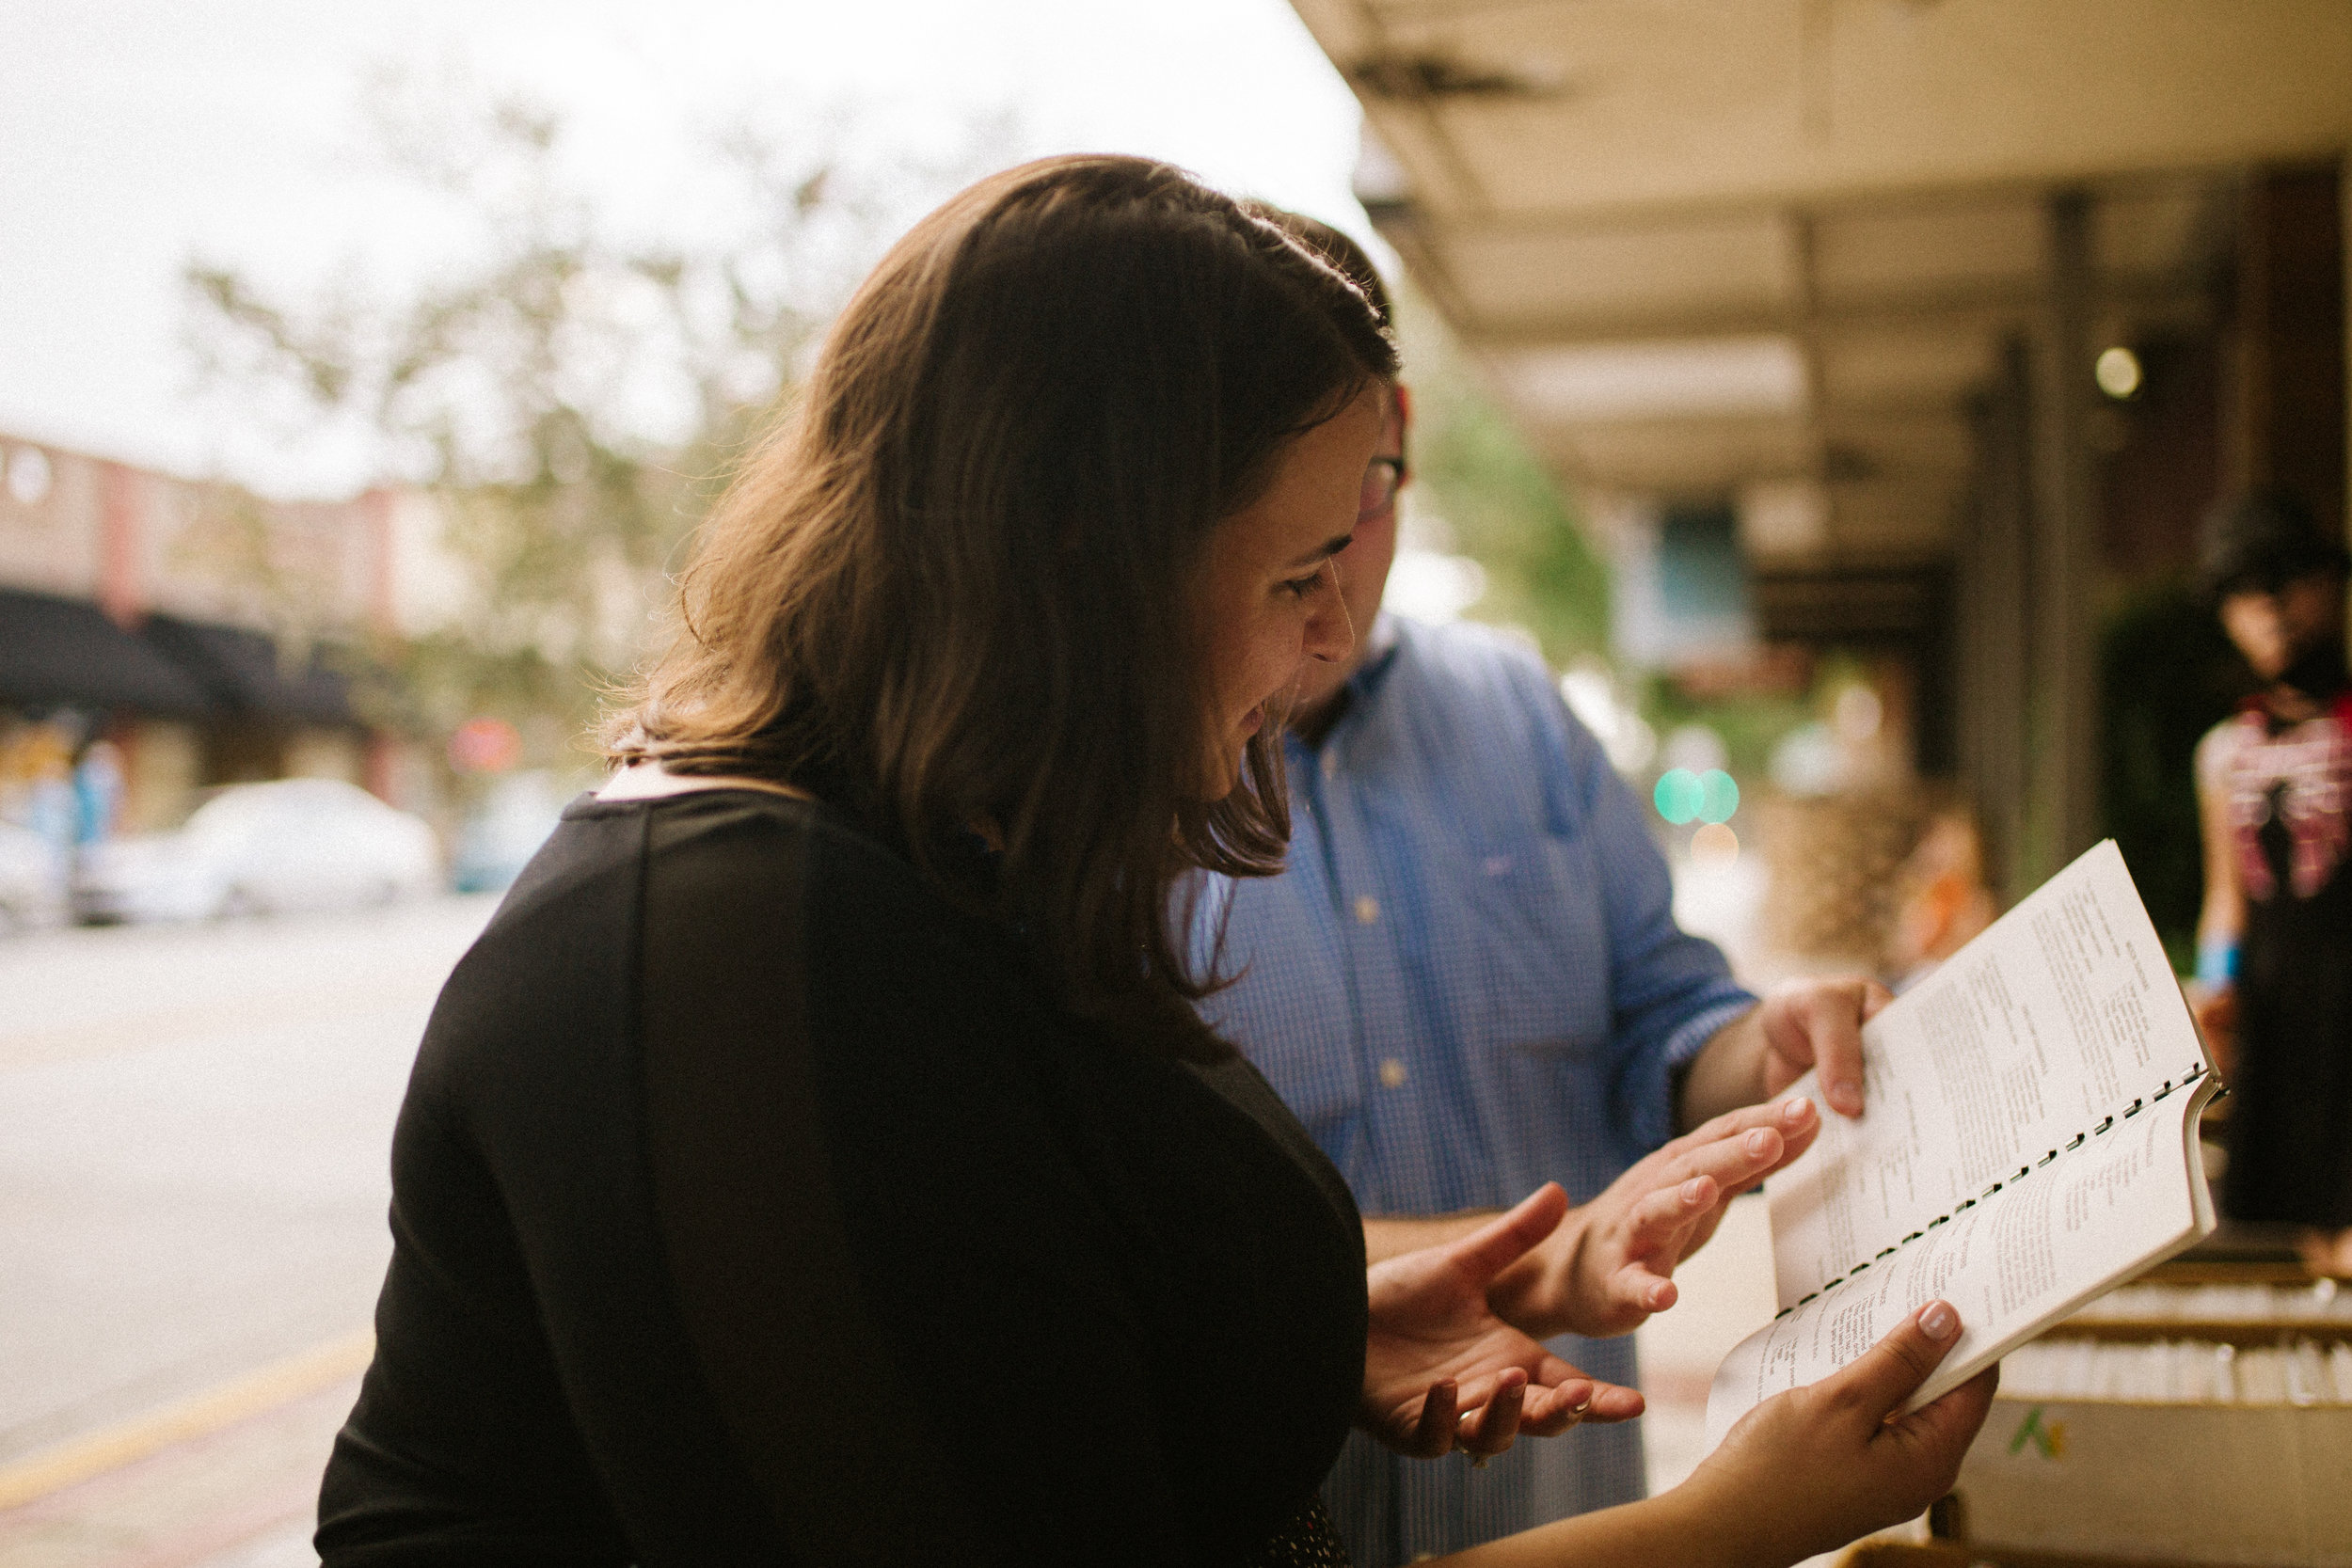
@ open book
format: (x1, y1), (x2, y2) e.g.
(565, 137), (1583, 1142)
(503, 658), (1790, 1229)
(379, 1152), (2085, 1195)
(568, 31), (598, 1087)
(1704, 840), (2222, 1448)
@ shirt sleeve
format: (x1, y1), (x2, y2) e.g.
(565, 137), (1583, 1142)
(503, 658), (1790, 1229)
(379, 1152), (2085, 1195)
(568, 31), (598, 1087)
(1517, 664), (1756, 1154)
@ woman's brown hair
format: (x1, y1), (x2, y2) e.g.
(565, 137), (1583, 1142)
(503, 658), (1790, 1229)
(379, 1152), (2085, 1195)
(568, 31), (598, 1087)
(609, 155), (1396, 1055)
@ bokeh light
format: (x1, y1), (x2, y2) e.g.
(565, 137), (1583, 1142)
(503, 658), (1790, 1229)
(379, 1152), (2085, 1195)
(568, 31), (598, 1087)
(1691, 821), (1740, 865)
(2095, 344), (2143, 400)
(1697, 768), (1739, 824)
(1654, 767), (1704, 825)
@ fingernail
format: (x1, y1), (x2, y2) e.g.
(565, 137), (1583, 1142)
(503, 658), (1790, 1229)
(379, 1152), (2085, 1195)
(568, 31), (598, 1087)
(1746, 1130), (1774, 1156)
(1781, 1096), (1813, 1127)
(1682, 1177), (1708, 1205)
(1919, 1301), (1956, 1339)
(1572, 1395), (1592, 1415)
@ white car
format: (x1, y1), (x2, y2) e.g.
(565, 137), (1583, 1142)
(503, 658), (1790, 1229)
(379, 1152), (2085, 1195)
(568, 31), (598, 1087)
(0, 819), (68, 931)
(73, 778), (442, 924)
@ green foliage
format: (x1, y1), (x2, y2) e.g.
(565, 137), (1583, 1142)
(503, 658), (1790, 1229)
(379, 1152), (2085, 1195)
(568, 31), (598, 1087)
(1391, 288), (1611, 665)
(184, 79), (984, 766)
(1640, 673), (1814, 779)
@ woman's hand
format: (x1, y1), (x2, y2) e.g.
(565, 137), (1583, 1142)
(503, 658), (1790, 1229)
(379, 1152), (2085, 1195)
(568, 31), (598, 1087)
(1670, 1302), (1998, 1566)
(1360, 1185), (1644, 1461)
(1486, 1097), (1822, 1340)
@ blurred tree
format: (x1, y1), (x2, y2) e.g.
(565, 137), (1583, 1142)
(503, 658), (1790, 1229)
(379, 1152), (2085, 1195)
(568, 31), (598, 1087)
(1390, 284), (1611, 665)
(186, 71), (1001, 760)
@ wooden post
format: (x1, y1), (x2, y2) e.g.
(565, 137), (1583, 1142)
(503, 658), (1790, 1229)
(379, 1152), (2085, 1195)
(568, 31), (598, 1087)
(2027, 190), (2101, 880)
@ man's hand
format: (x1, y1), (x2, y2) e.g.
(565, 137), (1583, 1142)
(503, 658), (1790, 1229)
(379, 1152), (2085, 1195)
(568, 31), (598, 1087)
(1678, 976), (1891, 1129)
(1361, 1186), (1644, 1461)
(1486, 1096), (1822, 1340)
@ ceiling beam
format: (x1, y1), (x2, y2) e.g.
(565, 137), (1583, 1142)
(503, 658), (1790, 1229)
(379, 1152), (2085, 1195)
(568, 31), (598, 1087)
(1445, 272), (2213, 352)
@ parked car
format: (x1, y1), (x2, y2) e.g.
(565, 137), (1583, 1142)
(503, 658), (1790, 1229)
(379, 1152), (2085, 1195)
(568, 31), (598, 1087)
(0, 819), (68, 931)
(451, 770), (571, 894)
(72, 778), (441, 924)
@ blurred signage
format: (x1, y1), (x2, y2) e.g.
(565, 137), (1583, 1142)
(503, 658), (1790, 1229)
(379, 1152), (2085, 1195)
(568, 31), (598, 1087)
(447, 717), (522, 774)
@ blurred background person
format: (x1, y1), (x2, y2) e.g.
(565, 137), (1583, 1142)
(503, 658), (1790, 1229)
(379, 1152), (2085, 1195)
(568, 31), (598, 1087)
(1199, 211), (1889, 1567)
(2190, 490), (2352, 1276)
(1756, 785), (1994, 996)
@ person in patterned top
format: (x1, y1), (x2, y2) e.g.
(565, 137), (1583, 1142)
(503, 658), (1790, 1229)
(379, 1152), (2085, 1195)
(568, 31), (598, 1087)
(2190, 489), (2352, 1275)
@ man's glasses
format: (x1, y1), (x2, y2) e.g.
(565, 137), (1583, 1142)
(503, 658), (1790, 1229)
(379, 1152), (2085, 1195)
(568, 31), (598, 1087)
(1359, 456), (1406, 522)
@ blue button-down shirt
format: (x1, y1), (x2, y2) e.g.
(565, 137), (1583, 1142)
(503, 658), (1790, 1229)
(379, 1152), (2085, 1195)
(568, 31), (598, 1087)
(1196, 615), (1755, 1566)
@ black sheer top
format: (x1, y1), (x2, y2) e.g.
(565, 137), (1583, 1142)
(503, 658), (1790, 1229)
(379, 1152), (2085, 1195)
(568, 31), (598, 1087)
(319, 790), (1367, 1565)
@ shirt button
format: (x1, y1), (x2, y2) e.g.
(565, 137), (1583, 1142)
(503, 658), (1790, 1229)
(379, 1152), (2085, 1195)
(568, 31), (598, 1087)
(1353, 895), (1380, 925)
(1379, 1058), (1408, 1088)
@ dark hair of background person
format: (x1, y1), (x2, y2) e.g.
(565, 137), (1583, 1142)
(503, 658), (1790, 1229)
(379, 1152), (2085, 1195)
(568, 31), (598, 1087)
(2198, 485), (2352, 599)
(608, 154), (1398, 1057)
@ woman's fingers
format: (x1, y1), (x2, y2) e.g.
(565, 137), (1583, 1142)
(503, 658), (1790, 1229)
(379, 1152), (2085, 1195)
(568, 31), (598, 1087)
(1515, 1376), (1594, 1436)
(1823, 1301), (1965, 1424)
(1455, 1369), (1527, 1454)
(1443, 1182), (1569, 1287)
(1408, 1378), (1459, 1456)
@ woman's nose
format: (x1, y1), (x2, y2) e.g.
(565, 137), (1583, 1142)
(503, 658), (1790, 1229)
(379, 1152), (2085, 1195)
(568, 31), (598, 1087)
(1304, 565), (1357, 665)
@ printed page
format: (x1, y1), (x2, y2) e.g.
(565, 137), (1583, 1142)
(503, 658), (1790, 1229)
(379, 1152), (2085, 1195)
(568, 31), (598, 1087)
(1768, 841), (2208, 1310)
(1707, 1074), (2217, 1447)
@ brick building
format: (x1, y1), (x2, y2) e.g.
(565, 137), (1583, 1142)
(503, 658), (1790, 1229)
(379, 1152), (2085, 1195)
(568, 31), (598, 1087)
(0, 435), (445, 834)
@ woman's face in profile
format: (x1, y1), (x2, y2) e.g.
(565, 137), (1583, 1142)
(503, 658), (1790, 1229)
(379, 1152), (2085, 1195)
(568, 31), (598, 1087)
(2220, 572), (2344, 682)
(1193, 383), (1386, 794)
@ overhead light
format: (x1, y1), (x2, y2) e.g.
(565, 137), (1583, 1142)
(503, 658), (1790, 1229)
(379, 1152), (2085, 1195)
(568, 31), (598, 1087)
(2095, 345), (2142, 400)
(1503, 338), (1806, 421)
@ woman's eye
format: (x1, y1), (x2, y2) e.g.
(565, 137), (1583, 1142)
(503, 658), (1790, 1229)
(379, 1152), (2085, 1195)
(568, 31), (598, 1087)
(1279, 571), (1327, 601)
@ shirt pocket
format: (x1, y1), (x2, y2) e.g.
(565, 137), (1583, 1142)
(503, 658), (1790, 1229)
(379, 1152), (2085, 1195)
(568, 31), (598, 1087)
(1450, 832), (1613, 1058)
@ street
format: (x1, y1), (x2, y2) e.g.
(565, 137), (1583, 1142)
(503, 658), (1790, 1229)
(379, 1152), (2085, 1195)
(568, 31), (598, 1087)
(0, 896), (499, 1565)
(0, 887), (1775, 1565)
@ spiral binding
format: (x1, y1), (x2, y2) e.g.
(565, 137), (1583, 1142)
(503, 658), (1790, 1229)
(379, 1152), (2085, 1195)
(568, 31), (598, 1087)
(1774, 1062), (2211, 1318)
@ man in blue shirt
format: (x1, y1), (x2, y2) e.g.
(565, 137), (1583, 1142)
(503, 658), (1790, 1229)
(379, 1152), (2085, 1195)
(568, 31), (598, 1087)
(1201, 214), (1883, 1565)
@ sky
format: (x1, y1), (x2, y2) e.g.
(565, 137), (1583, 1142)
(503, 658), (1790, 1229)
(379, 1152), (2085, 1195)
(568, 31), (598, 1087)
(0, 0), (1371, 497)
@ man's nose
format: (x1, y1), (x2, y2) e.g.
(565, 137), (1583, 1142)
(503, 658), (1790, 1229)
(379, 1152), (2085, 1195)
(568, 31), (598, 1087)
(1305, 565), (1357, 664)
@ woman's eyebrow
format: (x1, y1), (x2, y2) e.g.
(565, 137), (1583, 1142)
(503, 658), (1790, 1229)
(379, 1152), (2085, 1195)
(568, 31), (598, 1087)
(1286, 532), (1355, 569)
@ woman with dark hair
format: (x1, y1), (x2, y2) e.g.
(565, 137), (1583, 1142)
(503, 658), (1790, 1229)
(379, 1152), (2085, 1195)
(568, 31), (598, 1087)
(2191, 489), (2352, 1275)
(317, 155), (1991, 1566)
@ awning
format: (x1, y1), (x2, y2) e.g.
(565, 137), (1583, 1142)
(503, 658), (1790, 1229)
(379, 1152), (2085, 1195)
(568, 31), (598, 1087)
(0, 588), (214, 718)
(137, 613), (359, 727)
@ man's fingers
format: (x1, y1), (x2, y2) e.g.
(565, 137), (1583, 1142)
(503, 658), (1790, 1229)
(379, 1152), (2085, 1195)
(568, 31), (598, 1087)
(1677, 1093), (1819, 1153)
(1610, 1259), (1679, 1317)
(1445, 1182), (1569, 1286)
(1825, 1301), (1964, 1421)
(1789, 979), (1884, 1117)
(1581, 1381), (1645, 1421)
(1623, 1172), (1718, 1247)
(1648, 1116), (1799, 1210)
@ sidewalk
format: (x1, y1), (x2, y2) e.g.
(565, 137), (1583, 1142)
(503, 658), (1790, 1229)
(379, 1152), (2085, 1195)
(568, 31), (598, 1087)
(0, 1368), (355, 1568)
